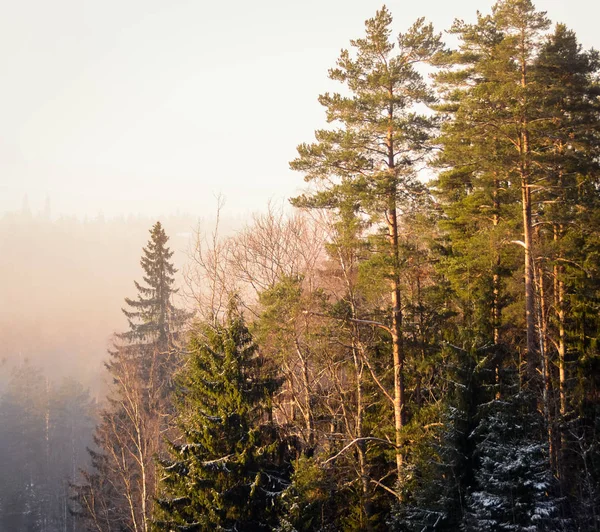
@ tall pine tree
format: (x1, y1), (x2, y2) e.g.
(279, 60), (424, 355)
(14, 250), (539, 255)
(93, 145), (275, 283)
(290, 5), (442, 481)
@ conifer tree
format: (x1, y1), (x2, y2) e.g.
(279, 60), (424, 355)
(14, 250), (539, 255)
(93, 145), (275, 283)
(432, 12), (521, 349)
(533, 23), (600, 474)
(389, 343), (482, 532)
(154, 308), (289, 531)
(434, 2), (600, 522)
(290, 5), (442, 480)
(74, 221), (190, 532)
(434, 0), (552, 381)
(119, 221), (189, 349)
(464, 389), (563, 531)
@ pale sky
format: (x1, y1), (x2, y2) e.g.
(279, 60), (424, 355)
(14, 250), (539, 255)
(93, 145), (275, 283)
(1, 0), (597, 219)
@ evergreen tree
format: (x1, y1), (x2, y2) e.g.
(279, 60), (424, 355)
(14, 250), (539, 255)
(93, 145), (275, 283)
(119, 221), (189, 349)
(434, 3), (600, 520)
(154, 308), (290, 531)
(290, 5), (442, 481)
(277, 456), (342, 532)
(433, 0), (553, 381)
(464, 390), (564, 531)
(432, 11), (521, 349)
(389, 344), (481, 531)
(74, 221), (190, 532)
(533, 22), (600, 479)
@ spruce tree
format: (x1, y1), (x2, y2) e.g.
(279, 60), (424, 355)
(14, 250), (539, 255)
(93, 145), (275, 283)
(74, 221), (190, 532)
(154, 308), (289, 531)
(119, 221), (189, 349)
(389, 345), (481, 531)
(464, 389), (564, 531)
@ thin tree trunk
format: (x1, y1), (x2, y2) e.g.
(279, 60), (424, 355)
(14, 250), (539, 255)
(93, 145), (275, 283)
(294, 340), (315, 448)
(338, 238), (373, 524)
(387, 203), (406, 478)
(493, 174), (502, 398)
(521, 159), (537, 380)
(492, 175), (501, 347)
(554, 224), (567, 475)
(352, 338), (371, 528)
(535, 253), (555, 470)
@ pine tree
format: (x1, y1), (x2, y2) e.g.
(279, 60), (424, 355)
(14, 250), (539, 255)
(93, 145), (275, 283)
(433, 3), (600, 522)
(432, 11), (521, 349)
(154, 308), (290, 531)
(533, 23), (600, 477)
(290, 5), (442, 481)
(433, 0), (553, 382)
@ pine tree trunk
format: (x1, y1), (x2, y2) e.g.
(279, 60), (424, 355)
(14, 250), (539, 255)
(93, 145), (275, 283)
(535, 253), (555, 470)
(492, 174), (503, 399)
(521, 161), (537, 379)
(554, 224), (567, 475)
(492, 174), (501, 347)
(387, 98), (406, 481)
(386, 205), (406, 478)
(519, 42), (538, 384)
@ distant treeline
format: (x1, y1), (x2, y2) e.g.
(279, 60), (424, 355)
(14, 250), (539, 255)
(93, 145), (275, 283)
(0, 210), (222, 393)
(0, 362), (95, 532)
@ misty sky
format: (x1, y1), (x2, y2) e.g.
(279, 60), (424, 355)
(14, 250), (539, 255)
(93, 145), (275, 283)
(1, 0), (598, 219)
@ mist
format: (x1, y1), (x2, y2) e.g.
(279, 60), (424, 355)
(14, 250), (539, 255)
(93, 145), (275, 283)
(0, 206), (240, 394)
(0, 203), (250, 530)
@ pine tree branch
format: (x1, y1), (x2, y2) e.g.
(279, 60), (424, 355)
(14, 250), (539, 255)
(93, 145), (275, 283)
(322, 437), (397, 465)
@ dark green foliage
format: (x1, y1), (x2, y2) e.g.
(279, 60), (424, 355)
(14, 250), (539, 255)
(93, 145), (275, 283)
(390, 345), (480, 531)
(277, 456), (341, 532)
(154, 310), (290, 531)
(464, 390), (563, 531)
(119, 221), (191, 348)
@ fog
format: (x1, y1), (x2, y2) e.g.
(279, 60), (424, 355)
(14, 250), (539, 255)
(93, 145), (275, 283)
(0, 204), (253, 530)
(0, 205), (241, 396)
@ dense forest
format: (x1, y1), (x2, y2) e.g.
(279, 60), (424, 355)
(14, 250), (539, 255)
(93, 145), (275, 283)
(3, 0), (600, 530)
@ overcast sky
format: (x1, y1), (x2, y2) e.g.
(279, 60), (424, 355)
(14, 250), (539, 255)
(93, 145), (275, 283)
(1, 0), (598, 219)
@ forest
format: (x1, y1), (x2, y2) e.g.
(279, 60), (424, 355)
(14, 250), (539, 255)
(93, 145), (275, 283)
(2, 0), (600, 530)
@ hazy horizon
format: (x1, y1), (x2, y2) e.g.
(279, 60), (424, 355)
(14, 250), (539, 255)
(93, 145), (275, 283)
(2, 0), (597, 385)
(1, 0), (598, 220)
